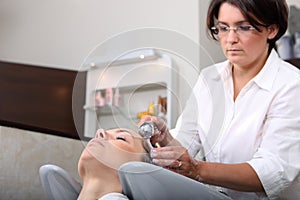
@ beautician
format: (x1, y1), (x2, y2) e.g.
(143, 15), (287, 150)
(139, 0), (300, 199)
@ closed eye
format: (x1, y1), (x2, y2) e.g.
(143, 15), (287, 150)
(116, 136), (126, 141)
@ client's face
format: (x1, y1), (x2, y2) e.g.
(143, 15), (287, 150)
(79, 128), (146, 171)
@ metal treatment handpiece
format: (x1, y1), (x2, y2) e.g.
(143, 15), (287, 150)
(138, 121), (159, 150)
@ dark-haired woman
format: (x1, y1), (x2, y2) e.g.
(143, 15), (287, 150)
(139, 0), (300, 199)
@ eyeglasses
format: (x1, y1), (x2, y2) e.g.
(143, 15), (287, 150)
(211, 24), (256, 36)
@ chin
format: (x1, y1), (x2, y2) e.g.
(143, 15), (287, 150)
(227, 56), (246, 66)
(80, 148), (94, 160)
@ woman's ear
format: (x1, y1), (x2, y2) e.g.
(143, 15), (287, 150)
(267, 24), (279, 40)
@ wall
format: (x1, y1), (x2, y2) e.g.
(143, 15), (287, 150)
(0, 0), (205, 119)
(0, 0), (200, 70)
(286, 0), (300, 6)
(199, 0), (225, 66)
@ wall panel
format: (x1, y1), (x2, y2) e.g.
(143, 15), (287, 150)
(0, 61), (86, 139)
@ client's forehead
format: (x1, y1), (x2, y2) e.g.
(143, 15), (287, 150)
(112, 128), (142, 139)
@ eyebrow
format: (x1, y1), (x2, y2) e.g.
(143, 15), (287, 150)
(115, 129), (139, 138)
(217, 20), (249, 25)
(116, 129), (132, 134)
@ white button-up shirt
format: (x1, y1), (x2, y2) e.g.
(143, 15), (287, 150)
(172, 50), (300, 199)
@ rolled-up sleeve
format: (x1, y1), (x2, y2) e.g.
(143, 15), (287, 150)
(247, 78), (300, 199)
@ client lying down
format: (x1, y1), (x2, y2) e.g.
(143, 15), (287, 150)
(77, 128), (150, 200)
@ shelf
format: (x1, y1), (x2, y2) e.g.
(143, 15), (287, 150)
(117, 82), (167, 93)
(83, 55), (178, 138)
(85, 105), (130, 118)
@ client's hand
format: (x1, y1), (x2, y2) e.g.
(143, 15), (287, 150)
(151, 146), (201, 181)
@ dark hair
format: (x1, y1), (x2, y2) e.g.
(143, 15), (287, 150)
(206, 0), (289, 51)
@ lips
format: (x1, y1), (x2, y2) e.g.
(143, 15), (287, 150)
(227, 49), (241, 52)
(89, 138), (104, 147)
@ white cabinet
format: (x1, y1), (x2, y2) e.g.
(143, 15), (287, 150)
(83, 53), (179, 138)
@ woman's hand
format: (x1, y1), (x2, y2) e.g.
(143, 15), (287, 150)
(138, 115), (171, 147)
(151, 146), (201, 181)
(138, 116), (202, 181)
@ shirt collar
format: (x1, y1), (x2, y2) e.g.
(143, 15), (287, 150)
(219, 60), (232, 82)
(252, 49), (280, 91)
(219, 49), (280, 91)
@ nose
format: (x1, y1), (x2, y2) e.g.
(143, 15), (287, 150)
(95, 129), (115, 140)
(226, 29), (239, 44)
(95, 129), (106, 138)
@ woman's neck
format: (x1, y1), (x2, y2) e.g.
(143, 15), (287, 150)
(232, 65), (260, 101)
(231, 53), (268, 101)
(77, 169), (122, 200)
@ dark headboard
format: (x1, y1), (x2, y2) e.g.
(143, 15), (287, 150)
(0, 61), (86, 139)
